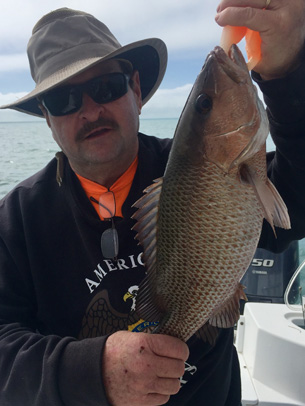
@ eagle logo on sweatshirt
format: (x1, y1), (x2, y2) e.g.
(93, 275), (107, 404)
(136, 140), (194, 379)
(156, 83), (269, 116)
(78, 286), (141, 339)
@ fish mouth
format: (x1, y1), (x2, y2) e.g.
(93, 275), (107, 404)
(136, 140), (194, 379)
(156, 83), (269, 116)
(206, 45), (248, 84)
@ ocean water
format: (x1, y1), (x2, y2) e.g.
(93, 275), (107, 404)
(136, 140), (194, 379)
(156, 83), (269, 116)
(0, 119), (178, 198)
(0, 119), (276, 198)
(0, 119), (304, 268)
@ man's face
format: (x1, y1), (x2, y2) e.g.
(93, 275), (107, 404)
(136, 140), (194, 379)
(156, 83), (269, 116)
(42, 60), (142, 182)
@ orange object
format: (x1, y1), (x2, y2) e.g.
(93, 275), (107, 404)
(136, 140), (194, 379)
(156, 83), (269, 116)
(76, 156), (138, 220)
(220, 25), (262, 70)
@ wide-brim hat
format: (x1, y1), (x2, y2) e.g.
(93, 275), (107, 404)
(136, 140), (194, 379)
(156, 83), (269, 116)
(0, 8), (167, 117)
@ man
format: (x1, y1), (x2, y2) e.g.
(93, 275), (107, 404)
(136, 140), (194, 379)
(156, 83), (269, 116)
(0, 2), (305, 405)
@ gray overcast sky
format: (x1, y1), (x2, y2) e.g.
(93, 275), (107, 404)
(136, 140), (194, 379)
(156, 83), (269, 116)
(0, 0), (226, 121)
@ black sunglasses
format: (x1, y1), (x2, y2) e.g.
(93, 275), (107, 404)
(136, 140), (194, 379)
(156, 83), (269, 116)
(41, 72), (130, 117)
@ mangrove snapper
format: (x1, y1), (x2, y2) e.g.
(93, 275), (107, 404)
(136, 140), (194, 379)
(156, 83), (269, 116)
(132, 45), (290, 343)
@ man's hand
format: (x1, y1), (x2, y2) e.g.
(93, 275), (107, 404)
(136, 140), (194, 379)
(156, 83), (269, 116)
(102, 331), (189, 406)
(215, 0), (305, 80)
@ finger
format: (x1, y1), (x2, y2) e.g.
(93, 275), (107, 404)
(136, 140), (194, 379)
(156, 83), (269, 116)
(217, 0), (278, 13)
(147, 334), (189, 361)
(145, 393), (170, 405)
(126, 393), (170, 406)
(149, 377), (181, 396)
(216, 6), (274, 31)
(153, 357), (185, 379)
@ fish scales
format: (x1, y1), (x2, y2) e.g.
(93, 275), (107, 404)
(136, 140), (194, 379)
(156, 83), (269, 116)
(132, 44), (290, 343)
(155, 158), (264, 340)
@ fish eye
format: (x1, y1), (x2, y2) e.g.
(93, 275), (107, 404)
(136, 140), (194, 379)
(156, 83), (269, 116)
(195, 94), (212, 114)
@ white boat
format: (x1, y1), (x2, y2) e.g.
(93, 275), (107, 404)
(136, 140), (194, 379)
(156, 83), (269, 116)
(237, 259), (305, 406)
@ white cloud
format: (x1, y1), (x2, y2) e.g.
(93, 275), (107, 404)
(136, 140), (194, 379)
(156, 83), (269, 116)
(142, 84), (192, 119)
(0, 92), (27, 105)
(0, 54), (29, 72)
(0, 92), (40, 122)
(0, 109), (42, 123)
(0, 0), (221, 67)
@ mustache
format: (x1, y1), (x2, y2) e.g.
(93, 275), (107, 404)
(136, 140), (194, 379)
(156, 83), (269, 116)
(76, 117), (119, 140)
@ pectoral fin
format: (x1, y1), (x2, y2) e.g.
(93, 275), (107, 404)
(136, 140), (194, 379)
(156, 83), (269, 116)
(240, 164), (291, 236)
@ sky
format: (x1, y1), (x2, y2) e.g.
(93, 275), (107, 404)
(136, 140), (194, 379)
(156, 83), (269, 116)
(0, 0), (225, 122)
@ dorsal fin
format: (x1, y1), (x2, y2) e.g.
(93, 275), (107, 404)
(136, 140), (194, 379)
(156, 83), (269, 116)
(131, 178), (164, 322)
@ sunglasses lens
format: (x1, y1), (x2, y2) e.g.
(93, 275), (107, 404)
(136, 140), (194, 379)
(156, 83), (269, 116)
(42, 73), (129, 117)
(42, 87), (82, 116)
(101, 227), (119, 259)
(91, 73), (128, 104)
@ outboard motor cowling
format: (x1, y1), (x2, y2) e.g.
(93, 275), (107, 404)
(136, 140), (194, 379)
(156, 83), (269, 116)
(240, 241), (299, 313)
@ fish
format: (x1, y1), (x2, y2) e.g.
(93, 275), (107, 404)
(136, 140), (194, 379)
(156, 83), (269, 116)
(220, 25), (262, 71)
(131, 44), (290, 343)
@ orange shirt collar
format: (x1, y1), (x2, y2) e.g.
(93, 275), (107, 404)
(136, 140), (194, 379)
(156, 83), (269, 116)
(76, 156), (138, 220)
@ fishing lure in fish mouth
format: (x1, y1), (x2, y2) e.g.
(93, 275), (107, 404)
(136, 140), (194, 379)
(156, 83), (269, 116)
(220, 25), (262, 71)
(219, 0), (272, 70)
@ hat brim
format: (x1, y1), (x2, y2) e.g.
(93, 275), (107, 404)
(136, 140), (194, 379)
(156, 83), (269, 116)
(1, 38), (167, 117)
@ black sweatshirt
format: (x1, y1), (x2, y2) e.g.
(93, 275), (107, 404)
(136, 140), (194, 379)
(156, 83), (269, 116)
(1, 63), (305, 406)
